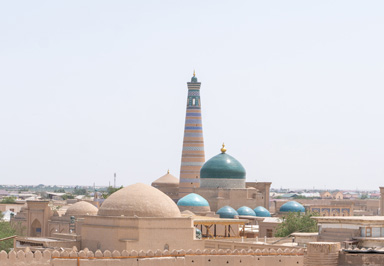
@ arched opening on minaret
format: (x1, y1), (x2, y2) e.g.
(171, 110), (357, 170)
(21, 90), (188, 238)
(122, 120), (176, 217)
(192, 98), (196, 106)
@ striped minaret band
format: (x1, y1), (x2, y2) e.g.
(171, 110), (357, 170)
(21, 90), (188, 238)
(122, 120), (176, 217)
(179, 72), (205, 197)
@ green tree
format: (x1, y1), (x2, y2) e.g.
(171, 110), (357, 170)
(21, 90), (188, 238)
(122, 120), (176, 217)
(62, 194), (75, 200)
(73, 188), (87, 195)
(292, 195), (307, 199)
(275, 212), (318, 237)
(0, 197), (16, 204)
(0, 213), (17, 252)
(54, 188), (66, 193)
(102, 186), (123, 199)
(360, 194), (368, 199)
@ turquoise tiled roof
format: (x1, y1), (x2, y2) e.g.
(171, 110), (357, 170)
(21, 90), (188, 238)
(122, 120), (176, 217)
(200, 153), (246, 179)
(177, 193), (209, 207)
(217, 206), (239, 218)
(253, 206), (271, 217)
(279, 201), (305, 213)
(237, 206), (256, 216)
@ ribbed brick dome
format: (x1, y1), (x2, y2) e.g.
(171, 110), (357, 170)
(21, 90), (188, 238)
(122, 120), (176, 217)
(98, 183), (181, 218)
(66, 201), (98, 216)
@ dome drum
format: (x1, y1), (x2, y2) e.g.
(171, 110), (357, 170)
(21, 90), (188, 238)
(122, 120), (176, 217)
(200, 178), (245, 189)
(178, 205), (211, 213)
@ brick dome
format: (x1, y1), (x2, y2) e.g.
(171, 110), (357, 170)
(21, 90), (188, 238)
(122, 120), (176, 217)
(98, 183), (181, 218)
(65, 201), (98, 216)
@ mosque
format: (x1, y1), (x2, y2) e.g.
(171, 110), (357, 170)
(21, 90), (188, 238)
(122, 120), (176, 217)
(153, 72), (272, 213)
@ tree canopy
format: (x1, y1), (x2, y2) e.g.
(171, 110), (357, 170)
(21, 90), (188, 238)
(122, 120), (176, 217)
(0, 197), (16, 204)
(73, 188), (87, 195)
(275, 212), (318, 237)
(0, 215), (17, 252)
(103, 186), (123, 199)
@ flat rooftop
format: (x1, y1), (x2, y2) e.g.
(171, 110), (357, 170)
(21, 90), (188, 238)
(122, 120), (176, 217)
(193, 216), (248, 225)
(314, 216), (384, 225)
(17, 237), (77, 243)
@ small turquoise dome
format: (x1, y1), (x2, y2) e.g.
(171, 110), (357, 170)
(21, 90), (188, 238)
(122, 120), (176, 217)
(253, 206), (271, 217)
(217, 206), (238, 219)
(280, 201), (305, 213)
(177, 193), (209, 207)
(237, 206), (256, 216)
(200, 152), (246, 179)
(191, 71), (198, 83)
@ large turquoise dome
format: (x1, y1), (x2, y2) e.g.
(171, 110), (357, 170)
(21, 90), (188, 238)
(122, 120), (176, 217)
(254, 206), (271, 217)
(280, 201), (305, 213)
(217, 206), (238, 219)
(237, 206), (256, 216)
(200, 145), (246, 180)
(177, 193), (209, 207)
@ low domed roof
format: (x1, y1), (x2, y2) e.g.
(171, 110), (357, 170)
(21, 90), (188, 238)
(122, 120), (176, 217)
(181, 210), (196, 217)
(254, 206), (271, 217)
(66, 201), (98, 216)
(191, 71), (198, 83)
(217, 206), (238, 219)
(151, 170), (179, 187)
(200, 145), (246, 180)
(237, 206), (256, 216)
(98, 183), (181, 218)
(177, 193), (209, 207)
(280, 201), (305, 213)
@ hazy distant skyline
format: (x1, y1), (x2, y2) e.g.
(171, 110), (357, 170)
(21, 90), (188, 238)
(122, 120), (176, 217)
(1, 1), (383, 189)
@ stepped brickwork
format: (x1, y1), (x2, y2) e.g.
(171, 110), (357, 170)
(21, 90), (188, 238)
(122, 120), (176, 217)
(304, 242), (340, 266)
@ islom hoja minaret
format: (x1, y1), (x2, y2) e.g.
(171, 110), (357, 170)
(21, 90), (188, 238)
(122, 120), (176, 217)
(179, 71), (206, 197)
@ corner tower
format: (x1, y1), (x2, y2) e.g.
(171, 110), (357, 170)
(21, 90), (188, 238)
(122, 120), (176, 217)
(179, 71), (205, 197)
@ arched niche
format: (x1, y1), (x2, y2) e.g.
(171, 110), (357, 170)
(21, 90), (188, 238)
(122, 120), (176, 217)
(31, 219), (42, 237)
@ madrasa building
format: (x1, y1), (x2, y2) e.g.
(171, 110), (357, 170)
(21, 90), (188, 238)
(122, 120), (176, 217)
(152, 72), (271, 212)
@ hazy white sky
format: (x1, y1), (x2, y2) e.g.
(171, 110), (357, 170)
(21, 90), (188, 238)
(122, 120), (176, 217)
(0, 1), (383, 190)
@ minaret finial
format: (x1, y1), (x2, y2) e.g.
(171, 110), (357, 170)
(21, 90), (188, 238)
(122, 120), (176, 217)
(193, 70), (195, 77)
(221, 143), (227, 153)
(167, 169), (170, 174)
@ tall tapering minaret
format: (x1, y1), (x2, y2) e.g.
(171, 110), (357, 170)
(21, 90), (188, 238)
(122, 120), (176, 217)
(179, 71), (205, 197)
